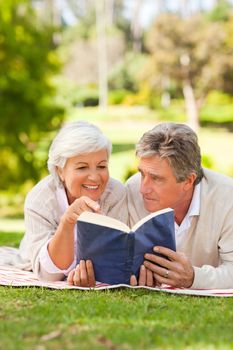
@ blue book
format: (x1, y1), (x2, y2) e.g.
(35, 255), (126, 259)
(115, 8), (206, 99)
(76, 208), (176, 285)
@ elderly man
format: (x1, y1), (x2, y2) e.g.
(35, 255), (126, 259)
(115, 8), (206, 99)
(127, 122), (233, 289)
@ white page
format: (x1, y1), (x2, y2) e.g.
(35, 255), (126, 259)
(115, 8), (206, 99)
(78, 211), (130, 233)
(131, 207), (173, 232)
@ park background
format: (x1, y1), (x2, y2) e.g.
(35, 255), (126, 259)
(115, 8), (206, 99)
(0, 1), (233, 349)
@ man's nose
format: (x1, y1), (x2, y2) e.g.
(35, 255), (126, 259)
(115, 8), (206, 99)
(140, 177), (152, 195)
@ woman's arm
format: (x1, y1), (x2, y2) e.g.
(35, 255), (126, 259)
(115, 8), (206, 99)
(48, 196), (100, 270)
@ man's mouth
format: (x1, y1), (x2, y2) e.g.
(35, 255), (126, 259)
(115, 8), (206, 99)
(143, 196), (156, 202)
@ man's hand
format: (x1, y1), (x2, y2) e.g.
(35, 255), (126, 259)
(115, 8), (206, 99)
(67, 260), (96, 287)
(143, 246), (194, 288)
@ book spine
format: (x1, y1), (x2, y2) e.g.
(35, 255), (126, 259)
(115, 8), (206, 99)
(124, 232), (135, 284)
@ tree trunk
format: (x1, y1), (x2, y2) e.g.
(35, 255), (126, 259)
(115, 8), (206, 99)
(95, 0), (108, 110)
(131, 0), (142, 53)
(182, 80), (199, 132)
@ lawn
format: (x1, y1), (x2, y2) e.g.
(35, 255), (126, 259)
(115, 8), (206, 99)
(1, 232), (233, 350)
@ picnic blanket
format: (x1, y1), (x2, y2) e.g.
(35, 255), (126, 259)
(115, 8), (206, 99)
(1, 266), (233, 297)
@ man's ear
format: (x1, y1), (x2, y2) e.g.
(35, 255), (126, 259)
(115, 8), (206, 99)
(183, 173), (197, 191)
(56, 166), (64, 182)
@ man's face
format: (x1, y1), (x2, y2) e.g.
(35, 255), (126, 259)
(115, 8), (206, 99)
(138, 155), (190, 213)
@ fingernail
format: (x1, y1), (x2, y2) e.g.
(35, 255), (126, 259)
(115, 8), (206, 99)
(153, 246), (159, 252)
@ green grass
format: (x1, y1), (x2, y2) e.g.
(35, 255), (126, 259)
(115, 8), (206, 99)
(1, 233), (233, 350)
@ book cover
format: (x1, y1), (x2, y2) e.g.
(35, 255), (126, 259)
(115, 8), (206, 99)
(76, 208), (176, 285)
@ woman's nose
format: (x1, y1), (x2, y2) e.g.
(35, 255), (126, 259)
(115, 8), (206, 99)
(87, 170), (99, 181)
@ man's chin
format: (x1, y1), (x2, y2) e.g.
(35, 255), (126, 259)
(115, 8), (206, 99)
(143, 199), (160, 213)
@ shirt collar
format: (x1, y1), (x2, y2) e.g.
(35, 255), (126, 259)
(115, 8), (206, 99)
(174, 182), (201, 235)
(186, 182), (201, 217)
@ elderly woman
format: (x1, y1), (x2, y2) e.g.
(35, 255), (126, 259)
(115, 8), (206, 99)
(17, 121), (128, 283)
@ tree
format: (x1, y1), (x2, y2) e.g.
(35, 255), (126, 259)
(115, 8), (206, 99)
(0, 0), (64, 190)
(145, 11), (233, 130)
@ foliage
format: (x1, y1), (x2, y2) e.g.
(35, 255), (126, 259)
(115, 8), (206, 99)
(108, 52), (148, 92)
(0, 0), (64, 191)
(200, 90), (233, 129)
(143, 10), (233, 129)
(207, 0), (233, 22)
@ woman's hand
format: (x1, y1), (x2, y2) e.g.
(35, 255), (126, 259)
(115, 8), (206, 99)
(67, 260), (96, 287)
(62, 196), (101, 226)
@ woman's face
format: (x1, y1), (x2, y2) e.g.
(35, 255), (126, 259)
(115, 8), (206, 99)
(57, 149), (109, 204)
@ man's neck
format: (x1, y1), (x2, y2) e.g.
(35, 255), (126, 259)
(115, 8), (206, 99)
(174, 188), (195, 226)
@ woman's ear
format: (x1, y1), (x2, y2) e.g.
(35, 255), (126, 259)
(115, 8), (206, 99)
(184, 173), (197, 191)
(56, 166), (64, 182)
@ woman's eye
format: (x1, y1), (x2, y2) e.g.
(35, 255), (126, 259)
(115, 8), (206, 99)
(76, 167), (87, 170)
(98, 165), (107, 169)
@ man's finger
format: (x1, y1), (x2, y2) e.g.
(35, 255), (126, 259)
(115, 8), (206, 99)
(153, 246), (182, 262)
(146, 268), (154, 287)
(138, 265), (146, 286)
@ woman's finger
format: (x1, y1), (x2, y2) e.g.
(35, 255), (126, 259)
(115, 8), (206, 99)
(67, 269), (75, 285)
(86, 260), (96, 287)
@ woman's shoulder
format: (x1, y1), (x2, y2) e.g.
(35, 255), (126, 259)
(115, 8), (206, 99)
(99, 177), (125, 206)
(25, 175), (57, 208)
(106, 177), (126, 195)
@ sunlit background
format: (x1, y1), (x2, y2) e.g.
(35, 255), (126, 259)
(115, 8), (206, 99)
(0, 0), (233, 225)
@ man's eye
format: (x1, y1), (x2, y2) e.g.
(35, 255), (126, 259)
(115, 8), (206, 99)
(76, 167), (86, 170)
(98, 165), (107, 169)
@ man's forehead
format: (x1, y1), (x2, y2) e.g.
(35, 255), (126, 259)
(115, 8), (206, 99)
(138, 156), (172, 175)
(138, 156), (169, 168)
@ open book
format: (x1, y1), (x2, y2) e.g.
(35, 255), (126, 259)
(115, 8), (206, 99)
(76, 208), (176, 285)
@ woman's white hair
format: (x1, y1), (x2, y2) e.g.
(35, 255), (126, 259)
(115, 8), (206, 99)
(47, 120), (112, 186)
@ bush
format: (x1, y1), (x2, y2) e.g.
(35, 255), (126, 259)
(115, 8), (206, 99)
(108, 89), (129, 105)
(73, 87), (99, 107)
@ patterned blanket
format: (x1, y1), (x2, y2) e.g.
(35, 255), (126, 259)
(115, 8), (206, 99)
(1, 266), (233, 297)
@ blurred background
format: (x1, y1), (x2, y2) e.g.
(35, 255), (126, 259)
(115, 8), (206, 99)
(0, 0), (233, 226)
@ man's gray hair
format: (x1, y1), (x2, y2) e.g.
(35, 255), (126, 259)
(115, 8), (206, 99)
(136, 122), (204, 184)
(48, 120), (112, 186)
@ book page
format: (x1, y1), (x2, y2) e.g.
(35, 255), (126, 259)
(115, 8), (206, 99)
(78, 211), (131, 233)
(131, 207), (173, 231)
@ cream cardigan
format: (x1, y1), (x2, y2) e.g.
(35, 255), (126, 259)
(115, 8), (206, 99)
(0, 175), (128, 282)
(126, 168), (233, 289)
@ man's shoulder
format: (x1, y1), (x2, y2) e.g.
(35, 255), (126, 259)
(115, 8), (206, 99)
(202, 168), (233, 188)
(125, 172), (141, 189)
(201, 168), (233, 209)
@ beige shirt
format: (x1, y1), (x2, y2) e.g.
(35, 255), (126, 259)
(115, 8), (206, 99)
(13, 175), (128, 281)
(126, 168), (233, 289)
